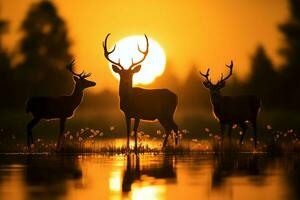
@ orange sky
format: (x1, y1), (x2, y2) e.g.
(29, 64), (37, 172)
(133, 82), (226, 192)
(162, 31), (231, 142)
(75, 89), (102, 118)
(1, 0), (289, 91)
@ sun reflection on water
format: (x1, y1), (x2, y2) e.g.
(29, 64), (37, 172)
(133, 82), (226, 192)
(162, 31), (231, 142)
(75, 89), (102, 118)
(109, 171), (121, 192)
(131, 184), (166, 200)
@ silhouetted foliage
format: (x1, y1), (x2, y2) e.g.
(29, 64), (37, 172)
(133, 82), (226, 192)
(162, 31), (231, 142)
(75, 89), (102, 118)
(180, 65), (210, 109)
(15, 0), (73, 107)
(277, 0), (300, 109)
(0, 19), (15, 108)
(245, 46), (277, 108)
(148, 61), (181, 94)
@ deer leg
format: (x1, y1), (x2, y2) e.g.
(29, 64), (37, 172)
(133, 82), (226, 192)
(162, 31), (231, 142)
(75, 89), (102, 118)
(133, 118), (140, 154)
(159, 119), (171, 149)
(239, 122), (248, 145)
(170, 119), (179, 145)
(220, 122), (225, 144)
(27, 118), (40, 147)
(228, 124), (233, 146)
(125, 116), (131, 151)
(57, 118), (66, 149)
(252, 120), (257, 148)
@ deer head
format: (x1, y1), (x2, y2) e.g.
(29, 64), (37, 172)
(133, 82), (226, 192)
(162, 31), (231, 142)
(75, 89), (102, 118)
(66, 60), (96, 89)
(103, 34), (149, 91)
(200, 61), (233, 97)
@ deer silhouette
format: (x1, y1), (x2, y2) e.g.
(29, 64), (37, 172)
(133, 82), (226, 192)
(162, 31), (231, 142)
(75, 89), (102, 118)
(200, 61), (261, 148)
(26, 60), (96, 148)
(103, 34), (178, 153)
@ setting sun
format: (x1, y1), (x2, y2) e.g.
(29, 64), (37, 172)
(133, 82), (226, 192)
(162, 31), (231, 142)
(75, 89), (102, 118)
(107, 35), (166, 85)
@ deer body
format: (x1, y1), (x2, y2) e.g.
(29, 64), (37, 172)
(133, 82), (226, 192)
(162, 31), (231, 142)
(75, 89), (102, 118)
(26, 60), (95, 148)
(200, 61), (261, 148)
(103, 34), (178, 153)
(211, 95), (260, 123)
(26, 86), (83, 119)
(119, 87), (177, 120)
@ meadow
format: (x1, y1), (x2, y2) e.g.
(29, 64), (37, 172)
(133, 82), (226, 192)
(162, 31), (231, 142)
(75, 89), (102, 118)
(0, 107), (299, 154)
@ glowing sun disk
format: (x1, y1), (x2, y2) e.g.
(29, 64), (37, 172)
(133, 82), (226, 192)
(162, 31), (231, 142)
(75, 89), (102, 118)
(107, 35), (166, 85)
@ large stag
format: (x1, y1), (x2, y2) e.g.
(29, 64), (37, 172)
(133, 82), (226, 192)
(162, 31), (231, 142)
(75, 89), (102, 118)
(26, 60), (96, 148)
(200, 61), (261, 148)
(103, 34), (178, 153)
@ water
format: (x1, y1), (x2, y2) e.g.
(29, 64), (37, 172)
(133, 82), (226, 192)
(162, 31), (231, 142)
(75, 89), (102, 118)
(0, 154), (299, 200)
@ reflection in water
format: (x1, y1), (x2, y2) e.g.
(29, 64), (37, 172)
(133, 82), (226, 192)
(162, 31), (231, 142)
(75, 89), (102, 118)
(24, 156), (82, 199)
(212, 154), (268, 188)
(0, 155), (82, 200)
(122, 155), (176, 199)
(0, 154), (300, 200)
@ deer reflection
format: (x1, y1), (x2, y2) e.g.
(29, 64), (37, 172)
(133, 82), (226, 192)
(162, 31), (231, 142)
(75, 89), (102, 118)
(212, 154), (268, 189)
(122, 155), (176, 193)
(24, 156), (82, 199)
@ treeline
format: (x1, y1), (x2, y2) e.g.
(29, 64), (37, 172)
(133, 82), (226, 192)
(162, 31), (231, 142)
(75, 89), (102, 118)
(0, 0), (300, 111)
(0, 1), (73, 110)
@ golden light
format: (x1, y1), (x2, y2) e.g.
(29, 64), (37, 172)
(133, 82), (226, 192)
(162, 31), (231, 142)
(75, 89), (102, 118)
(107, 35), (166, 85)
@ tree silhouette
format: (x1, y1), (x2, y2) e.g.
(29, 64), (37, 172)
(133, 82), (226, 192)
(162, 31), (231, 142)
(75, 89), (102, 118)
(15, 0), (73, 104)
(0, 19), (15, 108)
(246, 45), (277, 108)
(181, 65), (210, 109)
(278, 0), (300, 109)
(148, 61), (181, 94)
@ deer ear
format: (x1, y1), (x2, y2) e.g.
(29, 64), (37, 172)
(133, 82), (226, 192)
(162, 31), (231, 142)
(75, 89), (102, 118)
(131, 65), (141, 73)
(73, 76), (79, 82)
(112, 65), (121, 73)
(218, 81), (226, 88)
(203, 81), (211, 88)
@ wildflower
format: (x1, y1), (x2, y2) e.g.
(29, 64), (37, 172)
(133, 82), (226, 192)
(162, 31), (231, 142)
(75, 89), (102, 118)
(192, 138), (198, 142)
(266, 125), (272, 130)
(209, 133), (213, 137)
(80, 128), (85, 134)
(37, 138), (41, 142)
(110, 126), (115, 131)
(239, 131), (243, 135)
(204, 128), (210, 133)
(78, 137), (83, 142)
(250, 137), (254, 141)
(99, 132), (104, 136)
(232, 124), (238, 129)
(130, 131), (134, 136)
(70, 135), (73, 140)
(156, 130), (162, 135)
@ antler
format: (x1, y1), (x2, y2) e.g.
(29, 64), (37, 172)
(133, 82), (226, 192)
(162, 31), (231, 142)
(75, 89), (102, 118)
(128, 34), (149, 70)
(219, 60), (233, 83)
(200, 68), (212, 84)
(66, 59), (91, 79)
(103, 34), (124, 70)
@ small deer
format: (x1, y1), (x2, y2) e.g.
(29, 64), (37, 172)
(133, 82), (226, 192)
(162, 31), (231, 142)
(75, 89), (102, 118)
(103, 34), (178, 153)
(26, 60), (96, 148)
(200, 61), (261, 148)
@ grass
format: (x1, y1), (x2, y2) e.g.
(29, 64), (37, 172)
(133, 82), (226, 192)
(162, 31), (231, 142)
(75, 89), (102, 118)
(0, 123), (299, 155)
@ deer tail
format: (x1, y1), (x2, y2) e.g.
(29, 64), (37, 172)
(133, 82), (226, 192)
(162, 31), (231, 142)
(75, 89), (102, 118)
(25, 99), (31, 114)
